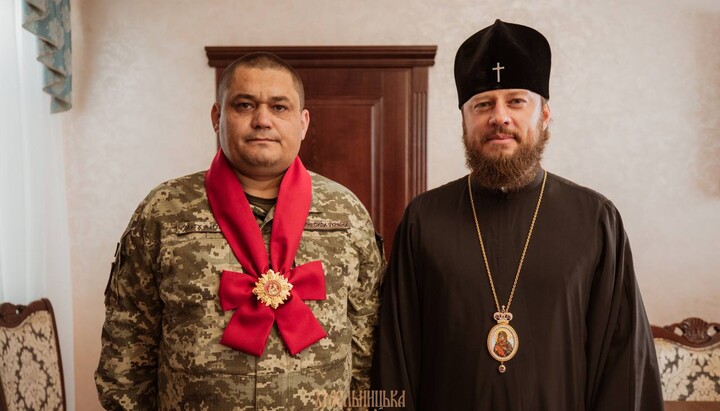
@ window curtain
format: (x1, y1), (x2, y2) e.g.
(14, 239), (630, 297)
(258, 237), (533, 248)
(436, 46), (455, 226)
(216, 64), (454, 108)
(21, 0), (71, 113)
(0, 0), (75, 409)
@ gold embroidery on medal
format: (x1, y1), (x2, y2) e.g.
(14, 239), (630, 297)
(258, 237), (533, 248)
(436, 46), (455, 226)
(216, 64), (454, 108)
(252, 269), (293, 309)
(468, 171), (547, 373)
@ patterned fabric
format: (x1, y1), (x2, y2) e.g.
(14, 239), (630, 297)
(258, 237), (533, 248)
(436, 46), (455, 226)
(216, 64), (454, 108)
(96, 170), (384, 410)
(655, 338), (720, 400)
(22, 0), (72, 113)
(0, 311), (64, 410)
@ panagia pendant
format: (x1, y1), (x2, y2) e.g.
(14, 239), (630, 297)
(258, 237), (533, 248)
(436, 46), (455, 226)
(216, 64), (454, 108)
(487, 310), (519, 373)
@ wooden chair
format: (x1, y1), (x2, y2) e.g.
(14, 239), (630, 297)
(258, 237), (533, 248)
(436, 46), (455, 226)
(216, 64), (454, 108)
(653, 318), (720, 410)
(0, 298), (66, 411)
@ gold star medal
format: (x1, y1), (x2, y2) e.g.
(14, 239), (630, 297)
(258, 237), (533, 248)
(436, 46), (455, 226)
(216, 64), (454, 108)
(252, 269), (293, 309)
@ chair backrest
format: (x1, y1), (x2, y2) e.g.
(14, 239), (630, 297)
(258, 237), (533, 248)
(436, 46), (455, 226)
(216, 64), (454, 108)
(652, 317), (720, 401)
(0, 298), (66, 411)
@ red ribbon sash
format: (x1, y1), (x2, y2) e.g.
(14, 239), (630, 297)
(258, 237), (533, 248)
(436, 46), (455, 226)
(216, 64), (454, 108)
(205, 150), (327, 356)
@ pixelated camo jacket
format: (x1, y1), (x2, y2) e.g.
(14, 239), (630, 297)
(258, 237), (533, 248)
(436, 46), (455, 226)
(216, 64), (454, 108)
(96, 170), (383, 410)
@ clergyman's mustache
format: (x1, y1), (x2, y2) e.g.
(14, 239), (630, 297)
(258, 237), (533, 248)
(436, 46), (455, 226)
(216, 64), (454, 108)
(482, 126), (521, 142)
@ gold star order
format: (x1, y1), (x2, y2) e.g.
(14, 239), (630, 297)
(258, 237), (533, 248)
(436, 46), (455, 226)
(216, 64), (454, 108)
(252, 269), (293, 309)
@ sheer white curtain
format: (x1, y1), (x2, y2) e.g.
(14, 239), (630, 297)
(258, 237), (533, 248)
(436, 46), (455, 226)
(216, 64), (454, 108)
(0, 1), (75, 409)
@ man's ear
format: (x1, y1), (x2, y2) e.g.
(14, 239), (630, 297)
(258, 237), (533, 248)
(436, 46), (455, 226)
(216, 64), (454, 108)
(541, 102), (552, 131)
(300, 108), (310, 141)
(211, 103), (221, 134)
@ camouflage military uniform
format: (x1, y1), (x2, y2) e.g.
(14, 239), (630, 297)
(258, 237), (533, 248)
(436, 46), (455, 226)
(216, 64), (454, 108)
(95, 170), (383, 410)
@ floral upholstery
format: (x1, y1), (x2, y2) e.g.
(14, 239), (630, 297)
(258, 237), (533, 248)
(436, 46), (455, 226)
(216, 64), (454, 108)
(653, 317), (720, 402)
(655, 339), (720, 400)
(0, 301), (65, 411)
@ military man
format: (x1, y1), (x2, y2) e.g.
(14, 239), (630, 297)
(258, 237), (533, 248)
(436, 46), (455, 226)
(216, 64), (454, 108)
(96, 52), (383, 409)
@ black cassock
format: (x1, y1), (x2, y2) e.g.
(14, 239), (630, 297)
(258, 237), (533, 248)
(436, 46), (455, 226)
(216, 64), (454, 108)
(373, 170), (664, 411)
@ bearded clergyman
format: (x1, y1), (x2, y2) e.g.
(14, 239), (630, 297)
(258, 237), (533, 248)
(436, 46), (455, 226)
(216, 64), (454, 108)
(372, 19), (664, 411)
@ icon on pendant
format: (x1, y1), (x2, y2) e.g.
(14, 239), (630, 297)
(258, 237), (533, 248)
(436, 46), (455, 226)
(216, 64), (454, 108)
(493, 330), (514, 358)
(487, 323), (519, 363)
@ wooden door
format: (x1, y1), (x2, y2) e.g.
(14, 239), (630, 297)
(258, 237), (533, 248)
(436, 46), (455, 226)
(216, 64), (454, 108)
(206, 46), (436, 255)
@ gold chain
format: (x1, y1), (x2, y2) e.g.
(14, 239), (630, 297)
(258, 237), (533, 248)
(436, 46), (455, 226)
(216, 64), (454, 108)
(467, 171), (547, 314)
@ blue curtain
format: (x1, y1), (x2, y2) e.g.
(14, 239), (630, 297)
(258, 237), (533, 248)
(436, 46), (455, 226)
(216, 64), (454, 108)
(22, 0), (71, 113)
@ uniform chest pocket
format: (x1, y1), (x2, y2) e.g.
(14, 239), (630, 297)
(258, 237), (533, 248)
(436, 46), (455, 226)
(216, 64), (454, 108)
(299, 220), (353, 261)
(160, 221), (234, 307)
(298, 221), (360, 295)
(166, 221), (231, 270)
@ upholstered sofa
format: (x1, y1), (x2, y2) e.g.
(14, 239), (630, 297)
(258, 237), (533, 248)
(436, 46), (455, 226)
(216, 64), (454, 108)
(653, 318), (720, 411)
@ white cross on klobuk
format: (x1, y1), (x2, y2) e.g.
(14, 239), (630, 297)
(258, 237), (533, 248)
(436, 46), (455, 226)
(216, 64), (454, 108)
(492, 62), (505, 82)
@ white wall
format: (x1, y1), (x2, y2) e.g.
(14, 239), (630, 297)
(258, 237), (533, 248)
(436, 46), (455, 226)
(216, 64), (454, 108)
(66, 0), (720, 408)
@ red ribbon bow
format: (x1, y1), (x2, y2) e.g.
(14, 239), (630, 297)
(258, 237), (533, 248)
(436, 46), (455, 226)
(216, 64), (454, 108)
(205, 150), (327, 356)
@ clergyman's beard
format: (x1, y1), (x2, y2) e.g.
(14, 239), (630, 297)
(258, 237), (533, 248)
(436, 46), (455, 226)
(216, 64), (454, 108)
(463, 121), (550, 191)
